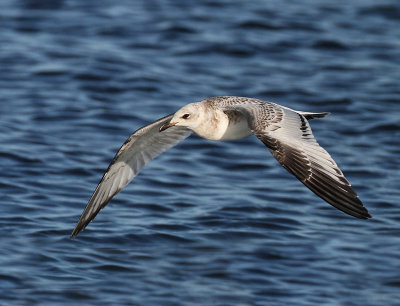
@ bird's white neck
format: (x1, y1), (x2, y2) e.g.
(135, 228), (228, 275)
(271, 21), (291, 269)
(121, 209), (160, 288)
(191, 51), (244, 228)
(192, 106), (251, 141)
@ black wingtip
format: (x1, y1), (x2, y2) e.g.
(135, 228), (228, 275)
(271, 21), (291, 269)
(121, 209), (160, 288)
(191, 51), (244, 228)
(70, 230), (78, 239)
(352, 198), (372, 220)
(355, 210), (372, 220)
(70, 224), (84, 238)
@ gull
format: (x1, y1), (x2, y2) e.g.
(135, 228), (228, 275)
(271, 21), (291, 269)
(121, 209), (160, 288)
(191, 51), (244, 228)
(71, 96), (371, 237)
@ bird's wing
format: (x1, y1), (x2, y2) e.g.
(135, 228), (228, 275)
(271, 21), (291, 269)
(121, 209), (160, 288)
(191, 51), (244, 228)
(71, 114), (192, 237)
(223, 103), (371, 219)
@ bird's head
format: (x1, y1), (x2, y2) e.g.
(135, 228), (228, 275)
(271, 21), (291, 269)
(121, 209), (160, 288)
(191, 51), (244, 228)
(159, 103), (202, 132)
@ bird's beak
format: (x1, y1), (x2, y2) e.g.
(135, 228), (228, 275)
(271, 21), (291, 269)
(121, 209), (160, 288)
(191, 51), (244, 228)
(159, 121), (176, 132)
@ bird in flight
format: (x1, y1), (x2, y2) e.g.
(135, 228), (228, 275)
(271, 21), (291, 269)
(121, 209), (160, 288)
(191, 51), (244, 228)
(71, 96), (371, 237)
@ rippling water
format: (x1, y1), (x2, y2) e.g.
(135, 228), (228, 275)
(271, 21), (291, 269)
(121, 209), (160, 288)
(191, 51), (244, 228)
(1, 0), (400, 305)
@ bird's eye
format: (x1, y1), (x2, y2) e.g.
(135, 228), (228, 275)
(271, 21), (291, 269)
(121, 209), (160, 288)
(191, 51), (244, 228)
(182, 114), (190, 119)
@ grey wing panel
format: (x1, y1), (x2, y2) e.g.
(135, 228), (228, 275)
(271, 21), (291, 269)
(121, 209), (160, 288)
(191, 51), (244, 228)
(71, 114), (192, 237)
(254, 108), (370, 219)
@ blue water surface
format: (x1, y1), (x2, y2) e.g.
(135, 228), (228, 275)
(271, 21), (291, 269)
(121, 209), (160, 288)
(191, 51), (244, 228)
(1, 0), (400, 305)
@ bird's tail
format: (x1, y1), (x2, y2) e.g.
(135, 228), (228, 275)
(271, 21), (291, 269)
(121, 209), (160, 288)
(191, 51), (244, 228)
(297, 111), (330, 120)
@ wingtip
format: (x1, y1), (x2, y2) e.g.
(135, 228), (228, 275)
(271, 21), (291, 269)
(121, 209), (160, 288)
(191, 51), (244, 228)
(70, 224), (84, 238)
(351, 204), (372, 220)
(358, 200), (372, 219)
(70, 230), (78, 239)
(358, 213), (371, 220)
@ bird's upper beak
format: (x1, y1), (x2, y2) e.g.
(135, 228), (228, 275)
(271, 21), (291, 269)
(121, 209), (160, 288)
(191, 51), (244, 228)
(159, 121), (176, 132)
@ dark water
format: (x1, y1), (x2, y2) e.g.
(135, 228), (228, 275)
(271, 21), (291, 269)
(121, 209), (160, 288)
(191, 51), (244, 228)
(1, 0), (400, 305)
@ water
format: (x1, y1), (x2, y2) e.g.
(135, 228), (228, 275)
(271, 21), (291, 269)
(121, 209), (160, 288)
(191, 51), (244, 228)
(1, 0), (399, 305)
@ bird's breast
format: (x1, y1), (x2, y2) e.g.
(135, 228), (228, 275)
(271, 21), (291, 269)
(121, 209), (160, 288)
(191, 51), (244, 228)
(218, 116), (252, 140)
(192, 110), (252, 141)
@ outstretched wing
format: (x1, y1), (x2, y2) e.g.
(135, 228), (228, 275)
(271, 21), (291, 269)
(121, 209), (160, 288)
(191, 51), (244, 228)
(71, 114), (192, 237)
(224, 103), (371, 219)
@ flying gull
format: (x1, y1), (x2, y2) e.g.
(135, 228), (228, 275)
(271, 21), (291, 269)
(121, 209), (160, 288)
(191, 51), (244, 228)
(71, 96), (371, 237)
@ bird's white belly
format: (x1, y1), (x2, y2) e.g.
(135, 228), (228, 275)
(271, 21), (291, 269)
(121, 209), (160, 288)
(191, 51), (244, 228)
(218, 117), (252, 140)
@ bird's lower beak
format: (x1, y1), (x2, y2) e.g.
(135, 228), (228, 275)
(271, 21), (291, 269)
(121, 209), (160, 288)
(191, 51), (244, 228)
(159, 121), (176, 132)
